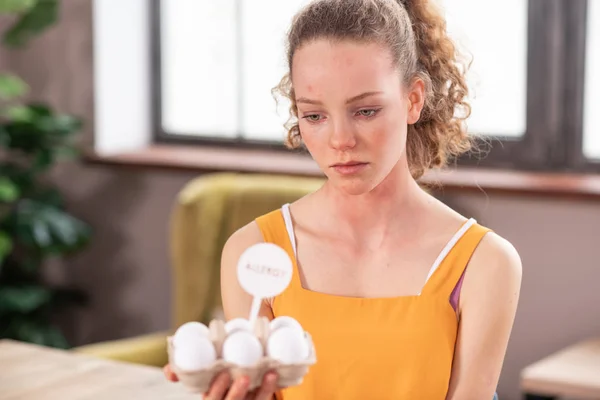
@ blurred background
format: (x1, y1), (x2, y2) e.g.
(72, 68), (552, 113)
(0, 1), (599, 399)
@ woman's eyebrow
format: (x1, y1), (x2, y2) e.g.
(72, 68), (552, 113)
(296, 91), (383, 106)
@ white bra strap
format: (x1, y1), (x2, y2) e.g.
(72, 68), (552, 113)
(281, 203), (297, 257)
(419, 218), (477, 294)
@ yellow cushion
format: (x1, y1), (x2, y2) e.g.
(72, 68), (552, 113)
(74, 331), (170, 367)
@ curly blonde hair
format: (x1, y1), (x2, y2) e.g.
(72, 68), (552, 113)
(273, 0), (473, 179)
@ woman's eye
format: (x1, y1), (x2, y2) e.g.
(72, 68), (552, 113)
(303, 114), (322, 122)
(357, 109), (378, 118)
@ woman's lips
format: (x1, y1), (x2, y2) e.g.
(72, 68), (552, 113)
(331, 162), (369, 175)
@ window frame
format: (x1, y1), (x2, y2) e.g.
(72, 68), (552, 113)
(564, 0), (595, 171)
(149, 0), (293, 153)
(150, 0), (598, 171)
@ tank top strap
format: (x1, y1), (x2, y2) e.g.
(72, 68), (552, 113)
(420, 221), (492, 297)
(254, 207), (301, 290)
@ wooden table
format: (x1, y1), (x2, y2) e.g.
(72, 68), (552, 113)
(520, 337), (600, 399)
(0, 339), (200, 399)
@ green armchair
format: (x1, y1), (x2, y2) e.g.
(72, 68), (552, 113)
(74, 172), (324, 366)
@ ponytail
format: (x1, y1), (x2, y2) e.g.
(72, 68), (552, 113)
(398, 0), (473, 178)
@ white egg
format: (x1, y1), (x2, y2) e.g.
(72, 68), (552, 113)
(224, 318), (253, 335)
(173, 321), (210, 347)
(173, 336), (217, 371)
(267, 326), (310, 364)
(269, 316), (304, 334)
(222, 331), (263, 367)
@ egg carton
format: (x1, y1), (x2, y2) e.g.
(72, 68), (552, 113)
(167, 316), (317, 393)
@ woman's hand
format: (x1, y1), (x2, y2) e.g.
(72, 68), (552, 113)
(164, 364), (278, 400)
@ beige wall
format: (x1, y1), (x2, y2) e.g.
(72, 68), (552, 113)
(3, 3), (600, 399)
(444, 192), (600, 399)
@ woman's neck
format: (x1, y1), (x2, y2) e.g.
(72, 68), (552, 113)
(315, 159), (433, 246)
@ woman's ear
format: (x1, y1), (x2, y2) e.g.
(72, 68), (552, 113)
(407, 78), (425, 125)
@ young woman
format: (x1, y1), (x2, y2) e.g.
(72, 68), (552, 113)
(165, 0), (522, 399)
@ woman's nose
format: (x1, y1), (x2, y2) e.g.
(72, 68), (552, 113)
(328, 118), (357, 150)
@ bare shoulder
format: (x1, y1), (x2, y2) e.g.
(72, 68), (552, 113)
(220, 221), (270, 319)
(221, 221), (264, 265)
(471, 231), (522, 279)
(460, 231), (523, 312)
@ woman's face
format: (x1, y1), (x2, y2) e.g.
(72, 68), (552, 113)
(292, 39), (424, 195)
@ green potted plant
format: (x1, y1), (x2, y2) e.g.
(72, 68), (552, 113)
(0, 0), (91, 349)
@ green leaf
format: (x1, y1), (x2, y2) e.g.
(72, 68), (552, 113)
(3, 318), (70, 349)
(2, 104), (35, 121)
(2, 103), (82, 154)
(0, 125), (8, 147)
(46, 208), (92, 249)
(32, 218), (51, 247)
(53, 114), (82, 132)
(24, 103), (51, 117)
(31, 187), (63, 208)
(37, 325), (70, 348)
(0, 73), (28, 99)
(3, 257), (41, 275)
(3, 120), (46, 152)
(33, 148), (54, 171)
(0, 164), (35, 195)
(0, 0), (37, 14)
(0, 231), (13, 264)
(0, 177), (19, 202)
(10, 201), (91, 253)
(51, 286), (88, 309)
(3, 0), (58, 48)
(0, 286), (52, 314)
(53, 145), (80, 160)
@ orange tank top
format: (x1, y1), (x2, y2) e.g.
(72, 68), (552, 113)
(255, 204), (491, 400)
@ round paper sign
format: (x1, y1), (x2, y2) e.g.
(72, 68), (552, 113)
(236, 243), (293, 298)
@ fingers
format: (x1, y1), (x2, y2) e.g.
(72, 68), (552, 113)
(167, 368), (275, 400)
(223, 375), (250, 400)
(201, 371), (233, 400)
(204, 372), (232, 399)
(163, 364), (179, 382)
(253, 372), (278, 400)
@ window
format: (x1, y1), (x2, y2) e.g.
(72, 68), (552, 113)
(583, 0), (600, 161)
(443, 0), (528, 138)
(152, 0), (597, 172)
(158, 0), (310, 143)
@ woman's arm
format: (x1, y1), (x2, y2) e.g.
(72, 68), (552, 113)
(446, 233), (523, 400)
(220, 221), (275, 321)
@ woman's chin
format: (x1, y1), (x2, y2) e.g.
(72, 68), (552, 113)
(328, 175), (380, 196)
